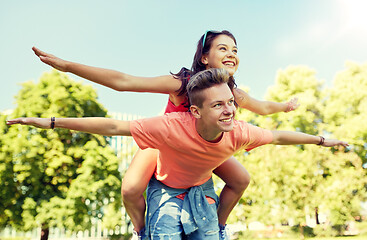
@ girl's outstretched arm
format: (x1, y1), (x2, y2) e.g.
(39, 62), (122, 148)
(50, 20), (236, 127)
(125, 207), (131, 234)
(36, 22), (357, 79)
(32, 47), (182, 94)
(233, 88), (299, 115)
(7, 117), (131, 136)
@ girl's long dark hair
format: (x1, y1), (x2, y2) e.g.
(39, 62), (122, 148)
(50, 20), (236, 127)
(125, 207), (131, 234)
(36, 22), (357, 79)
(171, 30), (238, 96)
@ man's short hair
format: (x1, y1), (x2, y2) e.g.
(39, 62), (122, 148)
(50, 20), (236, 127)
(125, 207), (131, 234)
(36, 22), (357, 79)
(187, 68), (231, 107)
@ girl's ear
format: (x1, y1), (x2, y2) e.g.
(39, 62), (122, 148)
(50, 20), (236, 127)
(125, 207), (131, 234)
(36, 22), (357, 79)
(201, 55), (208, 65)
(190, 105), (201, 119)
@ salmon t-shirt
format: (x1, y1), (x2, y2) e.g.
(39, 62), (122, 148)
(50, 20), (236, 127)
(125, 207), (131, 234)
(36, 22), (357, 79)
(130, 112), (273, 189)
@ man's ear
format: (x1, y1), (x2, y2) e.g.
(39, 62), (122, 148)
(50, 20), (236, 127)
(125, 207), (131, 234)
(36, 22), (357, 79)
(190, 105), (201, 119)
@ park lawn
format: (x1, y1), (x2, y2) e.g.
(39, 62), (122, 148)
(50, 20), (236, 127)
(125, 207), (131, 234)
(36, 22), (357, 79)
(247, 236), (367, 240)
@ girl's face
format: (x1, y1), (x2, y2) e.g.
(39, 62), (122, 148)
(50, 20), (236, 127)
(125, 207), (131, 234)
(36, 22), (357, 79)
(201, 34), (239, 76)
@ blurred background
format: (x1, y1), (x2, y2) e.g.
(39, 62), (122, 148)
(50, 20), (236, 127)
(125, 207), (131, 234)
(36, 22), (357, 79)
(1, 0), (367, 116)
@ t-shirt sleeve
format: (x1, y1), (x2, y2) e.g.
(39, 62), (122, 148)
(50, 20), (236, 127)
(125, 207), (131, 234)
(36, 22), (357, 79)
(130, 116), (168, 150)
(241, 122), (273, 151)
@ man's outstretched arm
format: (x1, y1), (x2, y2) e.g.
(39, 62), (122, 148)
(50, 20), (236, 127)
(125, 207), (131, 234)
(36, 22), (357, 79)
(7, 117), (132, 136)
(271, 130), (349, 147)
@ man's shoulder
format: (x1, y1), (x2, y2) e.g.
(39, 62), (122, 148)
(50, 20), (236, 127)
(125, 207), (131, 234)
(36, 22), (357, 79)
(232, 119), (265, 135)
(164, 111), (193, 122)
(233, 119), (249, 129)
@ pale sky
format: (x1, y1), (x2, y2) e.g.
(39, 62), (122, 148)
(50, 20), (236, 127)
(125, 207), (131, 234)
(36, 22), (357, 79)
(1, 0), (366, 117)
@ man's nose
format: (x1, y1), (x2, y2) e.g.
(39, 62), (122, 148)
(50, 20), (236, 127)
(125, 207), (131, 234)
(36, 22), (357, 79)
(223, 104), (235, 114)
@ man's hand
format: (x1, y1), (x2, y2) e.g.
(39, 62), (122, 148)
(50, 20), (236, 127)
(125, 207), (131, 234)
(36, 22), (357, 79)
(7, 117), (51, 129)
(322, 138), (349, 147)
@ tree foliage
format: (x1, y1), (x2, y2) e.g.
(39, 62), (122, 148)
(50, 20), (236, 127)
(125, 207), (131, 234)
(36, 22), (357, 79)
(231, 63), (367, 232)
(323, 61), (367, 164)
(0, 71), (121, 236)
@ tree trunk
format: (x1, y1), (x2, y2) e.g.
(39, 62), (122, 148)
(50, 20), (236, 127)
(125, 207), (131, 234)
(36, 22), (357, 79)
(40, 224), (49, 240)
(315, 207), (320, 224)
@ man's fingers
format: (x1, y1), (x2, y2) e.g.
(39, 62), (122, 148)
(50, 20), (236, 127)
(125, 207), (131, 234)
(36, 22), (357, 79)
(6, 118), (22, 125)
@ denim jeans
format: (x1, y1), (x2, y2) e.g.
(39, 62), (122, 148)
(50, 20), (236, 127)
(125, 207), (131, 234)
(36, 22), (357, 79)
(146, 177), (219, 239)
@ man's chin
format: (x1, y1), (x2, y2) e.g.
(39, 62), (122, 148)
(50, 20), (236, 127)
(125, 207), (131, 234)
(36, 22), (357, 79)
(220, 125), (234, 132)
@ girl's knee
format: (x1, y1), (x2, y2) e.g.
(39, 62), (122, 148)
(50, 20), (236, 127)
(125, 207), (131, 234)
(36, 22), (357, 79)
(230, 171), (251, 192)
(121, 180), (143, 200)
(239, 172), (251, 189)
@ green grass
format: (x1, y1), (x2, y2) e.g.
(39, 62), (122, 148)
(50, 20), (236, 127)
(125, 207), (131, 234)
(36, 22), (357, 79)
(237, 236), (367, 240)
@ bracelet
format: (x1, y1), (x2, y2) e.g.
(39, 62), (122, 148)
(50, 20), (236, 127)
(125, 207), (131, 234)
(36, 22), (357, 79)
(317, 136), (325, 145)
(50, 117), (55, 129)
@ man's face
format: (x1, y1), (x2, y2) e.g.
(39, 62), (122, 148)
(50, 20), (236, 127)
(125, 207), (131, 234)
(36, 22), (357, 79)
(192, 83), (236, 141)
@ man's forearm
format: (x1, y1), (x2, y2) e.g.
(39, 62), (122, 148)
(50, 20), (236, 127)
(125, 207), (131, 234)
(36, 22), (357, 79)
(271, 130), (320, 145)
(55, 117), (131, 136)
(271, 130), (348, 147)
(7, 117), (132, 136)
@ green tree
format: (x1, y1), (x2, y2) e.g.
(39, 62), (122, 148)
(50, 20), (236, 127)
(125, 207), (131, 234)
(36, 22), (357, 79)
(314, 148), (367, 226)
(234, 145), (313, 224)
(322, 61), (367, 165)
(0, 71), (121, 240)
(265, 65), (323, 134)
(231, 64), (367, 236)
(0, 113), (20, 227)
(319, 61), (367, 230)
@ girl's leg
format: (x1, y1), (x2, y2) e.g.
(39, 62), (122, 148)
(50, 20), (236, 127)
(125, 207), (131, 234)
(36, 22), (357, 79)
(213, 156), (250, 225)
(121, 148), (158, 232)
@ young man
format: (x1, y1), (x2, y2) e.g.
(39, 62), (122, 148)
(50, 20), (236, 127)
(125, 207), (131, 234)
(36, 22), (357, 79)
(7, 68), (348, 240)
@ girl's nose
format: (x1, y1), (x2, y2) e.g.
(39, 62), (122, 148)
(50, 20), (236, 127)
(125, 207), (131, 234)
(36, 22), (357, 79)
(227, 50), (235, 57)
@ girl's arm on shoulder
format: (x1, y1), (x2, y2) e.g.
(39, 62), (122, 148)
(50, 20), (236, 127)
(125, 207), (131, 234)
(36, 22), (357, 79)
(32, 47), (182, 94)
(233, 88), (299, 115)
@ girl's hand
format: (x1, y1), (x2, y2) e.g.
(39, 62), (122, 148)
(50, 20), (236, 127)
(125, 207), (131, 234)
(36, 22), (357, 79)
(32, 46), (69, 72)
(6, 117), (51, 129)
(284, 97), (300, 112)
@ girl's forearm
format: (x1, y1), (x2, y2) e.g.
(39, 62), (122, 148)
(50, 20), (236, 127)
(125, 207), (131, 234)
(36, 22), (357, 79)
(263, 101), (288, 114)
(254, 98), (299, 115)
(65, 62), (127, 91)
(233, 88), (298, 115)
(65, 61), (180, 93)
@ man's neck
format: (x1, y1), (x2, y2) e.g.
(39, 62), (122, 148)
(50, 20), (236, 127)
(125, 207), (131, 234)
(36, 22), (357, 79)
(195, 120), (223, 142)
